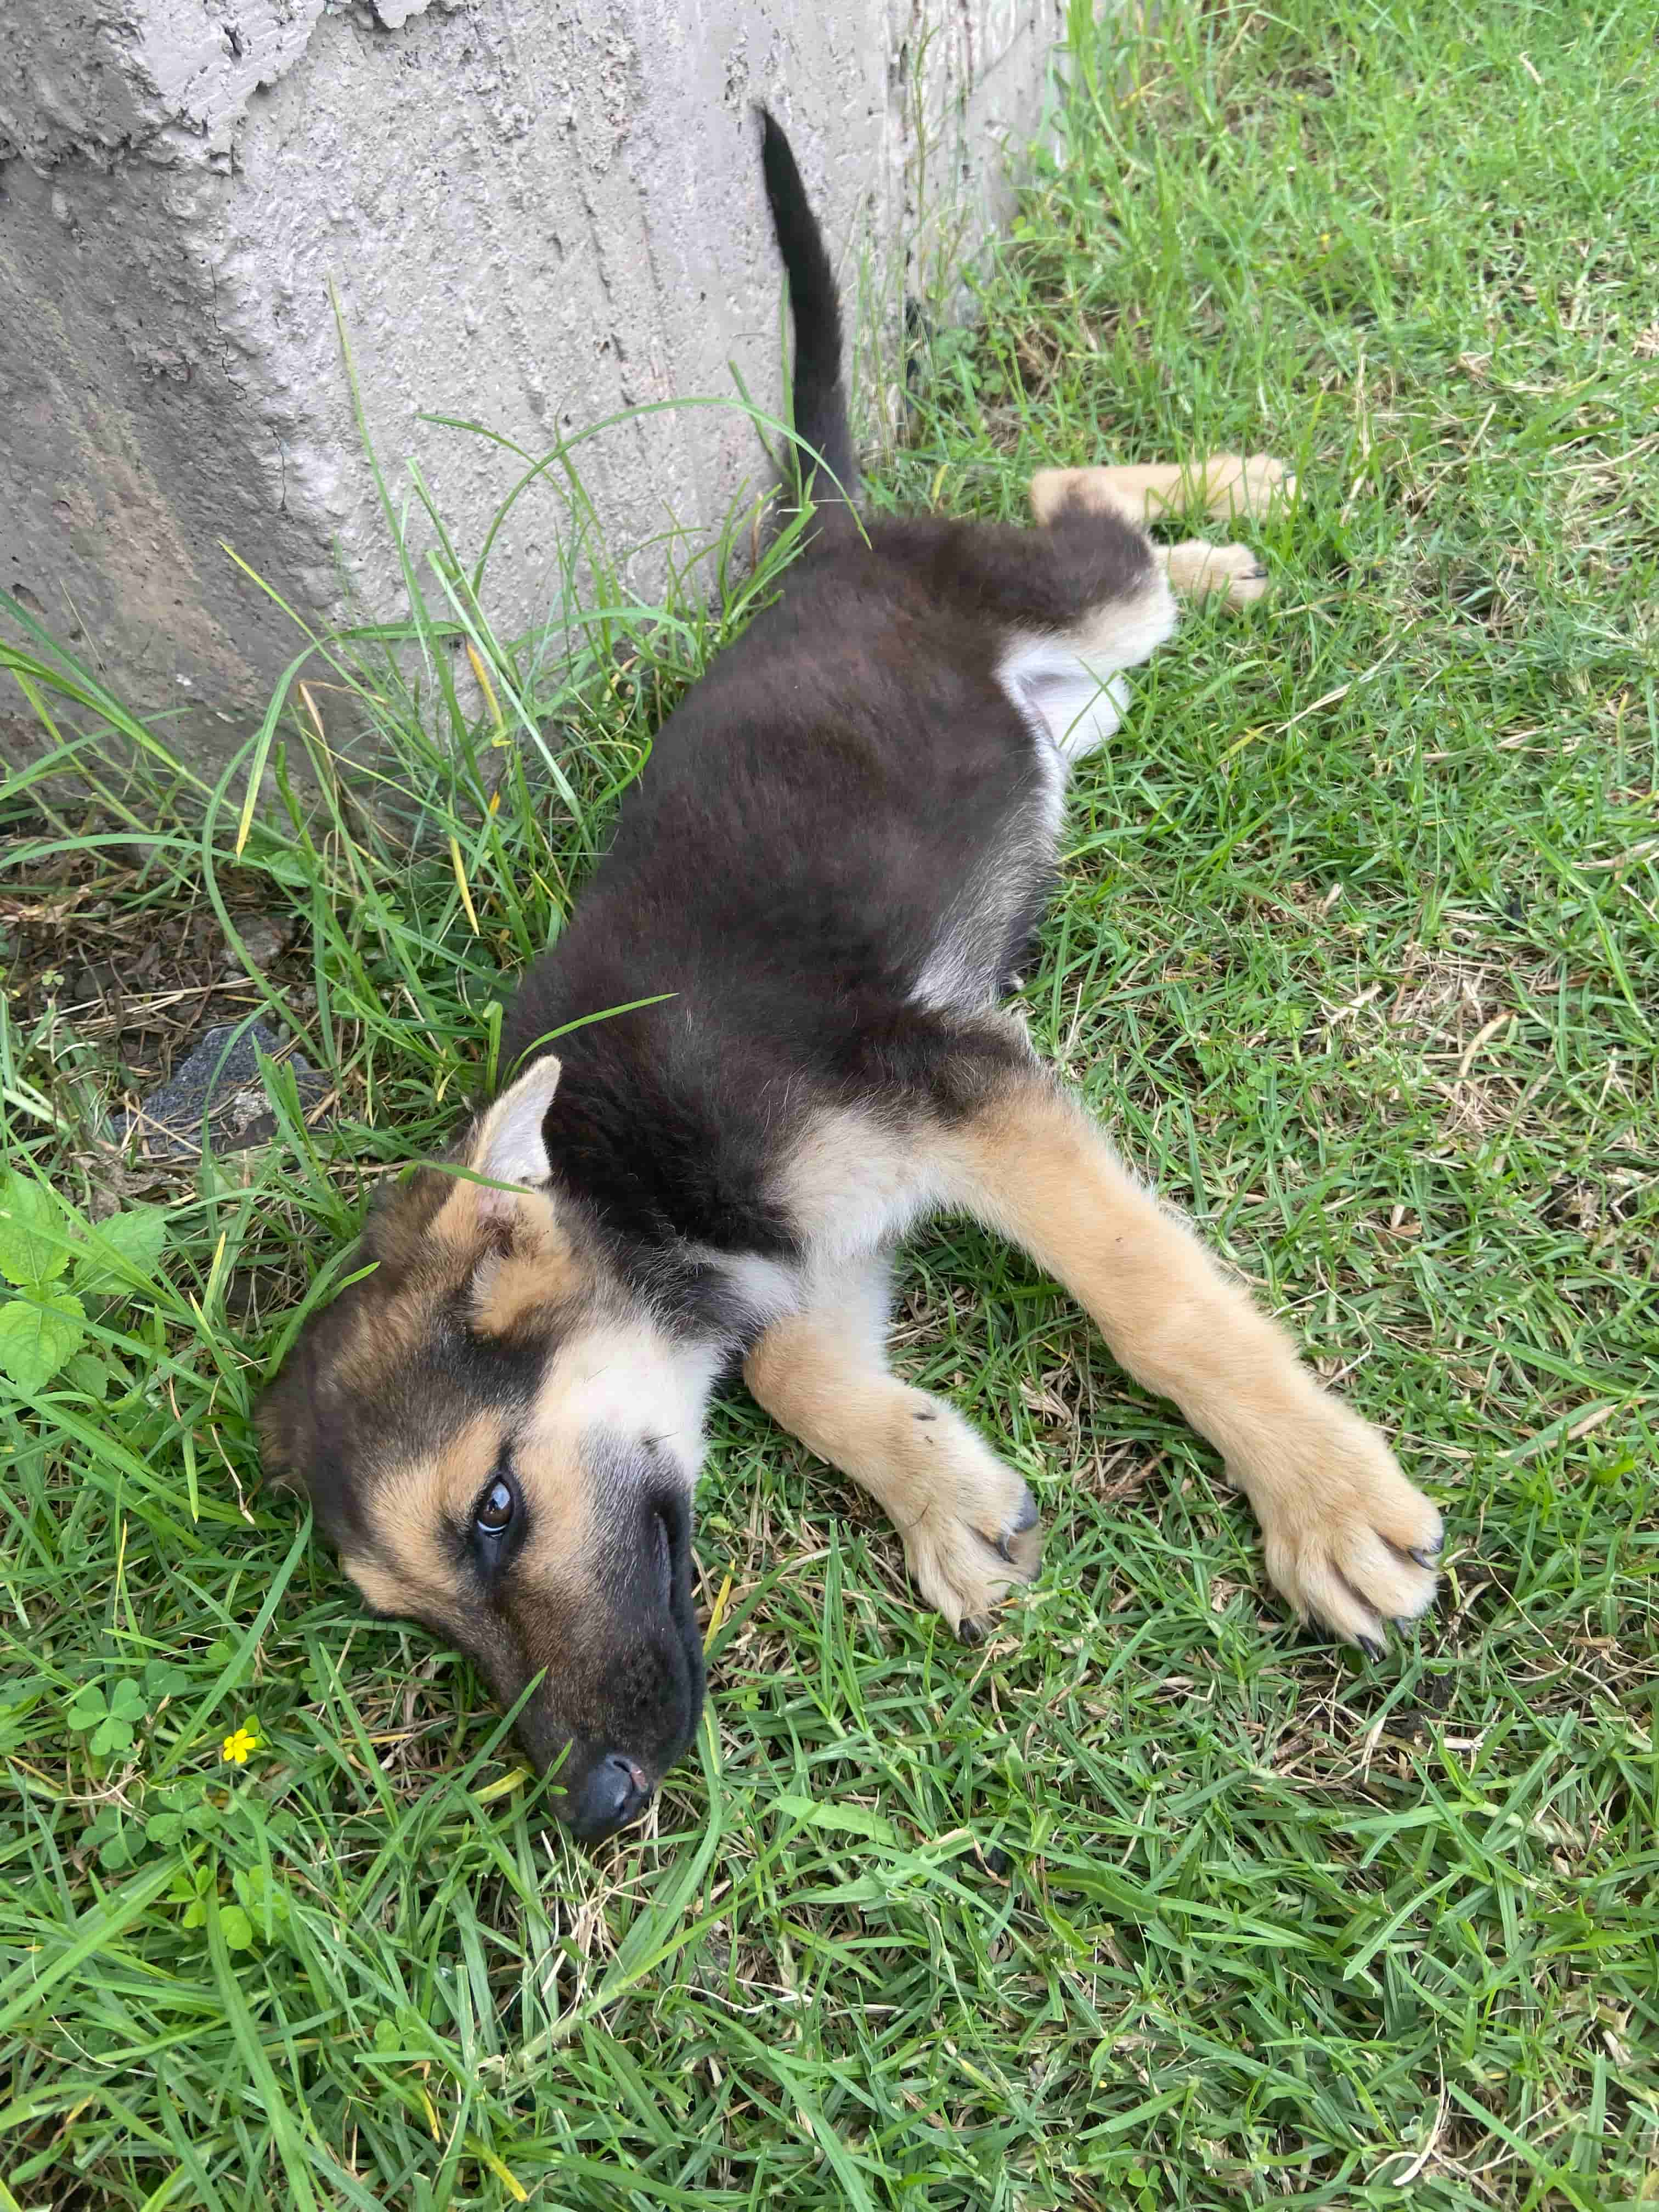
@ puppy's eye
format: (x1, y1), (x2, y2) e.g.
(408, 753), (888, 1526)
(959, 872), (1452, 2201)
(475, 1477), (515, 1536)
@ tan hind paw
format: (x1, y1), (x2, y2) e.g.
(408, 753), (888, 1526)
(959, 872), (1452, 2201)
(1163, 539), (1271, 608)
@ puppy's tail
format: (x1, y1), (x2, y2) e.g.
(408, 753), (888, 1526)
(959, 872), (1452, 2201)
(758, 108), (859, 532)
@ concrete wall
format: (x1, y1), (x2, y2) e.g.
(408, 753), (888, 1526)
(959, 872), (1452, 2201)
(1, 0), (1068, 760)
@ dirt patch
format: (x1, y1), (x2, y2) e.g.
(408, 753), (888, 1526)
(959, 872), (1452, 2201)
(2, 849), (313, 1101)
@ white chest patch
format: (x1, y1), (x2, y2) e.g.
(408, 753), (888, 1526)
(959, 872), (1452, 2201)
(997, 574), (1178, 763)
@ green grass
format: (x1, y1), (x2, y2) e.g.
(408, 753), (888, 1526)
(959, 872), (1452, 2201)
(3, 0), (1657, 2203)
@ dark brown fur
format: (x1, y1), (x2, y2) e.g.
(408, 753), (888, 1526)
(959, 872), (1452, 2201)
(259, 111), (1440, 1846)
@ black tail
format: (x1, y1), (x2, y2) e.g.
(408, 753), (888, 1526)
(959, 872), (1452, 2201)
(757, 108), (859, 529)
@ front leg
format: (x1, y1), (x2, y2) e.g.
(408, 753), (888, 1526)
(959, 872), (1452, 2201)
(939, 1076), (1443, 1654)
(743, 1258), (1041, 1640)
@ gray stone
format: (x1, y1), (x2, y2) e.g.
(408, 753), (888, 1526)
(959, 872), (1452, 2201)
(218, 912), (292, 974)
(2, 0), (1068, 771)
(121, 1019), (328, 1159)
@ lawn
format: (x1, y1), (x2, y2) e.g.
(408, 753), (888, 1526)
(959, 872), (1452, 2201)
(2, 0), (1656, 2205)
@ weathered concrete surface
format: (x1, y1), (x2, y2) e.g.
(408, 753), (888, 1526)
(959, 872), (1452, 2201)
(1, 0), (1066, 756)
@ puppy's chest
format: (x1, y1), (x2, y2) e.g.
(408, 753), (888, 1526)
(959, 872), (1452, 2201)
(677, 1103), (948, 1347)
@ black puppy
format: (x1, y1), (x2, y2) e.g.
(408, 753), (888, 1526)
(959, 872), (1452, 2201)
(259, 114), (1440, 1843)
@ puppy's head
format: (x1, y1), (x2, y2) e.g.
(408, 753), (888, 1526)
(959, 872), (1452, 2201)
(258, 1058), (706, 1843)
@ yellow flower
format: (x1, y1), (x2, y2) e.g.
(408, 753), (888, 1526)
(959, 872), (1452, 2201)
(221, 1725), (259, 1765)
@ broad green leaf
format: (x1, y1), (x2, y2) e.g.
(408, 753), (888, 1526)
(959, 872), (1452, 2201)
(143, 1662), (192, 1701)
(145, 1813), (185, 1848)
(109, 1679), (148, 1722)
(64, 1351), (111, 1400)
(66, 1688), (108, 1730)
(235, 1866), (291, 1925)
(0, 1177), (69, 1290)
(74, 1206), (169, 1296)
(90, 1715), (136, 1758)
(0, 1291), (87, 1391)
(218, 1905), (255, 1952)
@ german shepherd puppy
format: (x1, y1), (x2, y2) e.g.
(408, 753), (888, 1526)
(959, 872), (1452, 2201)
(259, 114), (1443, 1843)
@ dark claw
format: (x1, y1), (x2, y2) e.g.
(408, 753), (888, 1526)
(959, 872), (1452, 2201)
(958, 1615), (987, 1646)
(1409, 1544), (1442, 1568)
(1357, 1635), (1386, 1663)
(990, 1487), (1040, 1562)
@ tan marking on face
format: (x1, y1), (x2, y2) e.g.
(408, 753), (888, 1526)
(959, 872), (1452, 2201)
(465, 1191), (586, 1339)
(341, 1402), (596, 1629)
(343, 1410), (505, 1621)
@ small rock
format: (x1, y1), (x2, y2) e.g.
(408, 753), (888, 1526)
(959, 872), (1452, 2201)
(119, 1021), (328, 1161)
(219, 912), (292, 975)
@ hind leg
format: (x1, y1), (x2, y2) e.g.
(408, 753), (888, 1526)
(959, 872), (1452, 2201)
(1030, 456), (1293, 611)
(1031, 455), (1295, 527)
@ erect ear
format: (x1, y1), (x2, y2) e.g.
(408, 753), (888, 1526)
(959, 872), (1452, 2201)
(466, 1055), (563, 1219)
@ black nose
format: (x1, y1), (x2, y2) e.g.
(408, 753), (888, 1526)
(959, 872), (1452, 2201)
(569, 1753), (651, 1843)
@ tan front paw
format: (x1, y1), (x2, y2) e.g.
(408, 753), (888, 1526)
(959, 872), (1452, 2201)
(895, 1417), (1042, 1642)
(1164, 539), (1270, 609)
(1240, 1400), (1442, 1655)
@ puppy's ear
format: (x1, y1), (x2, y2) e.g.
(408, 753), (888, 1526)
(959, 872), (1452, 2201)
(469, 1053), (566, 1229)
(444, 1058), (583, 1335)
(469, 1056), (562, 1209)
(432, 1056), (565, 1254)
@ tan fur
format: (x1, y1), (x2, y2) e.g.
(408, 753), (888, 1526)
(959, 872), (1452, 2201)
(744, 1260), (1039, 1632)
(1030, 454), (1294, 528)
(1163, 539), (1269, 608)
(465, 1195), (586, 1339)
(333, 1269), (441, 1398)
(342, 1410), (514, 1621)
(339, 1351), (616, 1618)
(924, 1075), (1441, 1646)
(1030, 454), (1291, 612)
